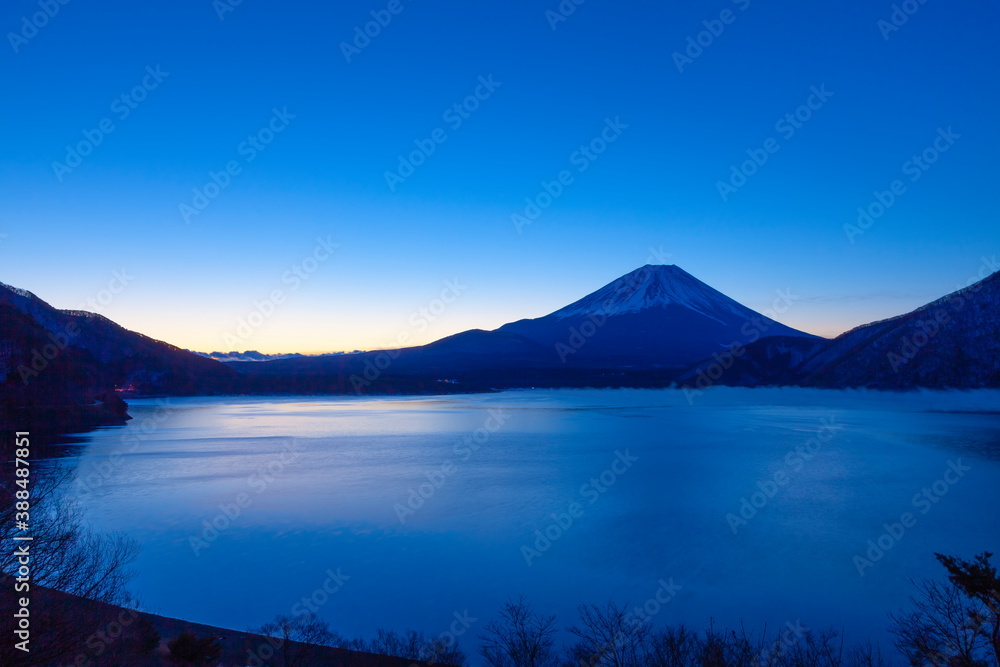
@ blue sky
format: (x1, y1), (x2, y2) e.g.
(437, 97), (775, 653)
(2, 0), (997, 353)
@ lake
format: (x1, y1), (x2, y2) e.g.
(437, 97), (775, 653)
(52, 387), (1000, 653)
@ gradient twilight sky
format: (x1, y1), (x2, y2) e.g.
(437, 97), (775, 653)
(2, 0), (997, 353)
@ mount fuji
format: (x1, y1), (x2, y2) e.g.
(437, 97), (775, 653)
(226, 264), (820, 390)
(490, 264), (817, 369)
(548, 264), (776, 321)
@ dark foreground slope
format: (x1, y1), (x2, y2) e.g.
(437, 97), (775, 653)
(0, 585), (417, 667)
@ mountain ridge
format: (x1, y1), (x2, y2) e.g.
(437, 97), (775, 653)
(798, 270), (1000, 388)
(0, 281), (238, 412)
(3, 264), (997, 409)
(678, 270), (1000, 390)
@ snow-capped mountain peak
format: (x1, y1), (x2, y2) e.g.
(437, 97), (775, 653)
(548, 264), (752, 323)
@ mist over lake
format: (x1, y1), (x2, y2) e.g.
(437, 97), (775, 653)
(55, 388), (1000, 649)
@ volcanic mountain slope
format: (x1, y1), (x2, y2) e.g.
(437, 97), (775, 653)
(494, 264), (818, 369)
(233, 265), (820, 390)
(798, 271), (1000, 389)
(0, 282), (238, 405)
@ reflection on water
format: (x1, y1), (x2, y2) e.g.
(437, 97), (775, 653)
(53, 388), (1000, 649)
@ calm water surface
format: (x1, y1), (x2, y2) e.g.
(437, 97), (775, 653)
(53, 388), (1000, 649)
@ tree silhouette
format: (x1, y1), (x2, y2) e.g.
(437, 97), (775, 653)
(480, 596), (558, 667)
(250, 612), (341, 667)
(936, 552), (1000, 666)
(0, 468), (140, 666)
(890, 551), (999, 667)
